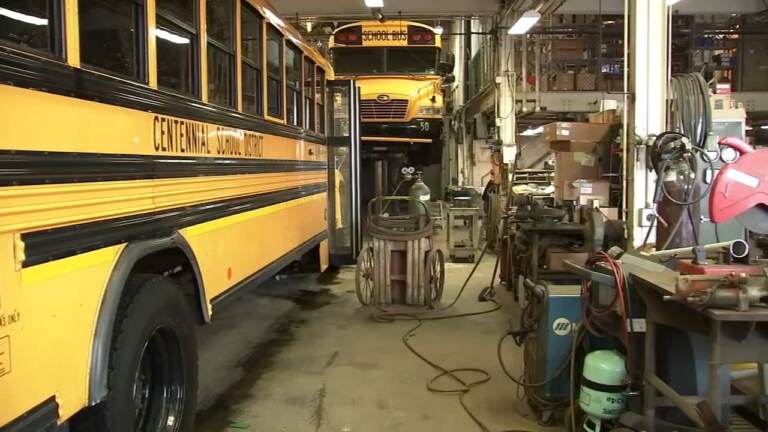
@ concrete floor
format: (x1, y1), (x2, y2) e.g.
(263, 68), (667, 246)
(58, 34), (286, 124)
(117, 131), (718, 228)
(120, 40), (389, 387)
(194, 253), (560, 432)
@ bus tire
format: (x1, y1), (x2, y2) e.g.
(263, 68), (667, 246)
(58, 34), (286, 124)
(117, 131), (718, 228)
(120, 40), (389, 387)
(76, 274), (198, 432)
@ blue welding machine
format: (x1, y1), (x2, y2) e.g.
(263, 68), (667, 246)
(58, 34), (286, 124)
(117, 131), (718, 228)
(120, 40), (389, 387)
(528, 283), (582, 411)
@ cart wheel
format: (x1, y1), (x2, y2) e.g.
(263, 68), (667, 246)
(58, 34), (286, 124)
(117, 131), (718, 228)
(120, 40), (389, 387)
(355, 246), (375, 305)
(425, 249), (445, 305)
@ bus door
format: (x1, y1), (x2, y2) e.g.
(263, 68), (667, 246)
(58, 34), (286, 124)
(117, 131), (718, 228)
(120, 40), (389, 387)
(326, 79), (362, 265)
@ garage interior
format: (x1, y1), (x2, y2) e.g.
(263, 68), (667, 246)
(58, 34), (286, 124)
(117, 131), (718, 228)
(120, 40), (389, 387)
(195, 0), (768, 430)
(3, 0), (768, 431)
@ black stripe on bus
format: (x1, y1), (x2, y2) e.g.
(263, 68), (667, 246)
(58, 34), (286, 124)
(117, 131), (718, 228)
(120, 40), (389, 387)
(0, 47), (325, 145)
(21, 183), (327, 267)
(0, 150), (327, 186)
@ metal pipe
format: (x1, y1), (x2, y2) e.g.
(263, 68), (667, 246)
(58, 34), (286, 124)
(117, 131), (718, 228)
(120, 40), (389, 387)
(646, 239), (750, 259)
(534, 36), (540, 111)
(521, 36), (527, 113)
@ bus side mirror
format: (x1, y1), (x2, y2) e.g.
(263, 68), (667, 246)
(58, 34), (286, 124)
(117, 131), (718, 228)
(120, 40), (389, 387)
(438, 53), (455, 75)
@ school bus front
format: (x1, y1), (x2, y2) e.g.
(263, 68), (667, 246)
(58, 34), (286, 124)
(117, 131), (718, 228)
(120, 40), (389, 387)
(330, 21), (448, 163)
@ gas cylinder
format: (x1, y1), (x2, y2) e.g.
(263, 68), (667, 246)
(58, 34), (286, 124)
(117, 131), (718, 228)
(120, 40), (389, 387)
(408, 172), (431, 215)
(578, 350), (627, 432)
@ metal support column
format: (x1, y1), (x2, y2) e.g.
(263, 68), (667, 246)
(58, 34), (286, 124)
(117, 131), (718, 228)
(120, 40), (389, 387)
(628, 0), (668, 246)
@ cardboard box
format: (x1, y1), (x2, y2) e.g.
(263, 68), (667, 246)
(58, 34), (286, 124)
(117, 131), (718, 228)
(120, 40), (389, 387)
(551, 72), (576, 91)
(549, 140), (599, 152)
(546, 249), (589, 271)
(576, 73), (597, 91)
(588, 109), (621, 124)
(560, 179), (610, 203)
(543, 122), (612, 144)
(554, 152), (600, 182)
(600, 207), (620, 220)
(552, 39), (585, 61)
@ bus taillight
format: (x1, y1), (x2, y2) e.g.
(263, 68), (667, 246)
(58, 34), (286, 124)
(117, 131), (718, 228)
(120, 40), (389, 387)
(334, 26), (362, 45)
(408, 26), (434, 45)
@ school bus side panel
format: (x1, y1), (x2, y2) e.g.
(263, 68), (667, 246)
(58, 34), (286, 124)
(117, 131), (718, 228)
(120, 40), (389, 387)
(0, 239), (124, 425)
(182, 192), (328, 302)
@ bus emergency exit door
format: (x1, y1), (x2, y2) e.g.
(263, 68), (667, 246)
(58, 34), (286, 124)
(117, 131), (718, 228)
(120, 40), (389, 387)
(326, 80), (361, 265)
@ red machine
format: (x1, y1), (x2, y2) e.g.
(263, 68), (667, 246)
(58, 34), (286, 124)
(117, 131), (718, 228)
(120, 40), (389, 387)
(710, 137), (768, 234)
(671, 137), (768, 310)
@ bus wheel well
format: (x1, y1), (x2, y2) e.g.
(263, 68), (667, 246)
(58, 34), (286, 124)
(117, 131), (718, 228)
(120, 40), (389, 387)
(128, 247), (207, 326)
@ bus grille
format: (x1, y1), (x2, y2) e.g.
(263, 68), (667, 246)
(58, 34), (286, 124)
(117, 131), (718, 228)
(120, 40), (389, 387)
(360, 99), (409, 120)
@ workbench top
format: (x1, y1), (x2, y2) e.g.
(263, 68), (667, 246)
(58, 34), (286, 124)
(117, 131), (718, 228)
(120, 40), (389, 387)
(630, 267), (768, 321)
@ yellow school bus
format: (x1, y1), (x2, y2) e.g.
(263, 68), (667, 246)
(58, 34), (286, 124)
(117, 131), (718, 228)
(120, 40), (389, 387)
(0, 0), (331, 430)
(329, 21), (453, 164)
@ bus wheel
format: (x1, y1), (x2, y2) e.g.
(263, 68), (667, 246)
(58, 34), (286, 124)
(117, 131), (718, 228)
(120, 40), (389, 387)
(81, 274), (198, 432)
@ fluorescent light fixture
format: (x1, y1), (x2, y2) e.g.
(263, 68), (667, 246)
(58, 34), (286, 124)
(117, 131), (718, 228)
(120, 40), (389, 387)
(434, 24), (444, 35)
(520, 126), (543, 136)
(508, 10), (540, 35)
(264, 9), (284, 27)
(365, 0), (384, 8)
(0, 7), (48, 25)
(761, 125), (768, 130)
(666, 0), (681, 5)
(155, 28), (190, 44)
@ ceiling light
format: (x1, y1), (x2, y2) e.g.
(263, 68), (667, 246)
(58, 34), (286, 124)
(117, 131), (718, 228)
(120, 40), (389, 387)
(666, 0), (681, 5)
(761, 125), (768, 130)
(365, 0), (384, 7)
(508, 10), (540, 35)
(434, 23), (444, 35)
(155, 28), (190, 44)
(0, 7), (48, 25)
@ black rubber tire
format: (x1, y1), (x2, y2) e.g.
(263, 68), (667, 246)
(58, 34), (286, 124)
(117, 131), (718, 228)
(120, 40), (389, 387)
(73, 274), (198, 432)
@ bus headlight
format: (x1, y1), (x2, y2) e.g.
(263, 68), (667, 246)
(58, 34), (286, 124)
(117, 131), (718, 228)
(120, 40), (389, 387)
(418, 106), (443, 116)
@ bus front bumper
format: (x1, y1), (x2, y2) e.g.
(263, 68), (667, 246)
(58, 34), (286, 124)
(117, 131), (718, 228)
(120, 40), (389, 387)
(361, 118), (442, 143)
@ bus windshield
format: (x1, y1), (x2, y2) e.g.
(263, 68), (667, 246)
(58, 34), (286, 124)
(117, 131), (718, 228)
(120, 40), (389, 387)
(332, 47), (439, 75)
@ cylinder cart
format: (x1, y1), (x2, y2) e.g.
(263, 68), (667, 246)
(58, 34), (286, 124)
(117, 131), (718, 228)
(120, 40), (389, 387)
(446, 205), (482, 262)
(355, 197), (445, 306)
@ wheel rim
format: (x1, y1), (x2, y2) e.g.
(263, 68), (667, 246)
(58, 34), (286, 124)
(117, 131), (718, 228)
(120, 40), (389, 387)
(355, 247), (375, 305)
(427, 249), (445, 303)
(132, 326), (186, 432)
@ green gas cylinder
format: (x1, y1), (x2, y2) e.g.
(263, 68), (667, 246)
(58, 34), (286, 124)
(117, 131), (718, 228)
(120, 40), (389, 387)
(578, 350), (627, 432)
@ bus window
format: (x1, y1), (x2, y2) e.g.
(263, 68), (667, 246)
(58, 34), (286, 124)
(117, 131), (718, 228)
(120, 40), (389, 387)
(303, 57), (315, 130)
(0, 0), (62, 56)
(206, 0), (234, 107)
(315, 66), (325, 134)
(266, 24), (283, 119)
(286, 43), (301, 126)
(331, 47), (383, 75)
(240, 1), (262, 116)
(79, 0), (145, 80)
(387, 47), (438, 74)
(156, 0), (197, 96)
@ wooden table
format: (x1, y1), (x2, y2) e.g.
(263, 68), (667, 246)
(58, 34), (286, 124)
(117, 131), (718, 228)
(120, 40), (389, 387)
(631, 269), (768, 430)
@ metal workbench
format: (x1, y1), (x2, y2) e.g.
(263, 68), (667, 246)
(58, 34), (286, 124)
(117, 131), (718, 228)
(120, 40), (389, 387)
(631, 269), (768, 430)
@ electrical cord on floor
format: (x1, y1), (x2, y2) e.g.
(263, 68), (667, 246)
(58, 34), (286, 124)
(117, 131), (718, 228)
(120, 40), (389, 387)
(373, 245), (533, 432)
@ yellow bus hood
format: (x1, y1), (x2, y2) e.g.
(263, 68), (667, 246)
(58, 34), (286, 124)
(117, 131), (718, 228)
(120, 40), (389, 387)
(353, 76), (441, 100)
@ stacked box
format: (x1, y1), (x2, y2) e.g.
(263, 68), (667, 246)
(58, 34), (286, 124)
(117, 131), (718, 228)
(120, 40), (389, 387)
(551, 72), (576, 91)
(551, 40), (585, 61)
(576, 73), (597, 91)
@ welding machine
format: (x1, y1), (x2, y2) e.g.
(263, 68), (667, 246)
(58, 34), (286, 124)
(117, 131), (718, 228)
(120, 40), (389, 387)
(525, 282), (581, 420)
